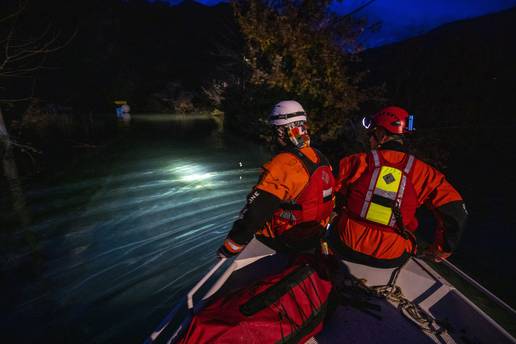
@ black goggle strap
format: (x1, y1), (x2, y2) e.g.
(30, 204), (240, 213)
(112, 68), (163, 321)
(269, 111), (306, 121)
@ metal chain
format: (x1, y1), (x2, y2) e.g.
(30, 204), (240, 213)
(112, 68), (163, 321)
(387, 206), (445, 335)
(366, 283), (446, 336)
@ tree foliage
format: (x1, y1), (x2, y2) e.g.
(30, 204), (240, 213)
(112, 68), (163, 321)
(231, 0), (372, 139)
(0, 0), (75, 104)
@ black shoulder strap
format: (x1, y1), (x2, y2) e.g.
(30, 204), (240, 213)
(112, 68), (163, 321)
(312, 147), (330, 167)
(282, 147), (329, 176)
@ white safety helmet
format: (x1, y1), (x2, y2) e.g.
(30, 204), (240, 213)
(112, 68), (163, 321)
(269, 100), (307, 126)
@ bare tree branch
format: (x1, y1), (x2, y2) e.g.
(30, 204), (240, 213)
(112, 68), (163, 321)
(0, 1), (77, 102)
(338, 0), (377, 19)
(0, 96), (33, 102)
(0, 0), (27, 25)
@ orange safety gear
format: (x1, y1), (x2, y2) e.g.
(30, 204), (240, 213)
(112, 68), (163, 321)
(222, 146), (335, 254)
(333, 142), (467, 268)
(257, 148), (334, 243)
(345, 150), (418, 232)
(256, 147), (320, 201)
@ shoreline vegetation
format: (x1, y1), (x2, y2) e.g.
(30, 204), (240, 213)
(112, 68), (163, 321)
(1, 109), (225, 180)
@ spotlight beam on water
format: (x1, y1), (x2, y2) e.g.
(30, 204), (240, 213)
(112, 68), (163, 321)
(5, 135), (269, 343)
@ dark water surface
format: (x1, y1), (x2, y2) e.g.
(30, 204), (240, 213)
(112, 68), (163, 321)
(1, 114), (269, 343)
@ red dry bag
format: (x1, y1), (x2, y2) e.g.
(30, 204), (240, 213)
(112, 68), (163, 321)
(178, 255), (335, 344)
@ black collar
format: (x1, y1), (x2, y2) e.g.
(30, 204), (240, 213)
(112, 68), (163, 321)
(377, 140), (407, 153)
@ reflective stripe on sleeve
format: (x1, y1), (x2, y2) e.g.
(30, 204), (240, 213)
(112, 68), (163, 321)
(224, 238), (244, 253)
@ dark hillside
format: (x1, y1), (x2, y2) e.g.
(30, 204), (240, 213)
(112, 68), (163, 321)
(362, 7), (516, 306)
(363, 7), (516, 128)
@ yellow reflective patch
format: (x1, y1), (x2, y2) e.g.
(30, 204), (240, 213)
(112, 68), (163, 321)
(376, 166), (402, 192)
(366, 203), (393, 225)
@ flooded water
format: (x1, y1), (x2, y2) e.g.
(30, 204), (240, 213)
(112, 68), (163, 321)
(1, 114), (270, 343)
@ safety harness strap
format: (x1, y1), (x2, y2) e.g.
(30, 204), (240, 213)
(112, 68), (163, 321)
(282, 147), (329, 176)
(279, 147), (332, 211)
(389, 155), (414, 227)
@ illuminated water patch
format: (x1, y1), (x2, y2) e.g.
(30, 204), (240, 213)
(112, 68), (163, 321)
(180, 172), (214, 182)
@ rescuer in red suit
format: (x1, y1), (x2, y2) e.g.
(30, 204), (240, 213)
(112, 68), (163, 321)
(332, 106), (468, 268)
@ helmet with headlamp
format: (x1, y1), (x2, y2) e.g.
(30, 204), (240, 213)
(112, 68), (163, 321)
(362, 106), (415, 135)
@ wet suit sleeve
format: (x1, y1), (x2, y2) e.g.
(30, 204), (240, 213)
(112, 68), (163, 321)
(220, 189), (281, 256)
(429, 200), (468, 253)
(414, 161), (469, 253)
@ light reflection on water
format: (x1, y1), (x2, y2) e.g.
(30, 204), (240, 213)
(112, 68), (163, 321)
(1, 117), (268, 343)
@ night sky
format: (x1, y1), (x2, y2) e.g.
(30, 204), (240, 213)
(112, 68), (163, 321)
(174, 0), (516, 47)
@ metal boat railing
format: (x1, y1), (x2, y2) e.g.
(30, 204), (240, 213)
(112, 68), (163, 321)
(440, 258), (516, 316)
(144, 258), (228, 344)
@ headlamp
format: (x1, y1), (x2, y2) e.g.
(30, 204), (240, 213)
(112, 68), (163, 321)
(362, 116), (373, 129)
(407, 115), (415, 132)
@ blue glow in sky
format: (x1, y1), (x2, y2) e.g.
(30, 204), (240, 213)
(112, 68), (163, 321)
(332, 0), (516, 46)
(184, 0), (516, 47)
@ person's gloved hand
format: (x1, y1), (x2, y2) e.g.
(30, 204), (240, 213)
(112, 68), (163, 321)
(421, 243), (451, 262)
(217, 244), (238, 259)
(330, 211), (338, 224)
